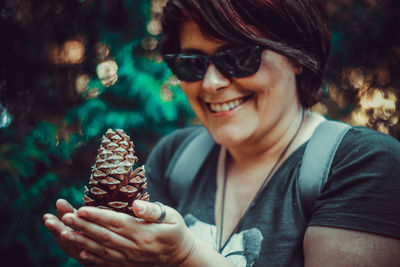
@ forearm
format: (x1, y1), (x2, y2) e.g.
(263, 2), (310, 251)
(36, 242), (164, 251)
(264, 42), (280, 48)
(179, 232), (236, 267)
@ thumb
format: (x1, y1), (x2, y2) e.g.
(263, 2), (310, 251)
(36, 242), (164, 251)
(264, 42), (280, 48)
(56, 199), (77, 219)
(132, 200), (171, 223)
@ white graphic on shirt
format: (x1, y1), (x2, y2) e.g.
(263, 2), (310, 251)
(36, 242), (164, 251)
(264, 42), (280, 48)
(184, 214), (263, 267)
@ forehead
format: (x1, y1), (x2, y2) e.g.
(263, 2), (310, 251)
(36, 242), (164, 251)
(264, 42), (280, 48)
(179, 20), (227, 54)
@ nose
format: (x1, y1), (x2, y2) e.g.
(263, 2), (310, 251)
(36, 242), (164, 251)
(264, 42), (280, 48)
(202, 63), (231, 92)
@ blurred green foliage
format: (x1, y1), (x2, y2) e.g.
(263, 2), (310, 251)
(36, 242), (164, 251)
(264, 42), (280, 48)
(0, 0), (398, 266)
(0, 0), (192, 266)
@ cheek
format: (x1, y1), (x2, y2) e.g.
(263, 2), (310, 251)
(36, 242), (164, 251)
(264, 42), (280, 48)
(180, 82), (204, 111)
(251, 56), (296, 94)
(180, 82), (190, 93)
(180, 83), (197, 100)
(236, 63), (274, 95)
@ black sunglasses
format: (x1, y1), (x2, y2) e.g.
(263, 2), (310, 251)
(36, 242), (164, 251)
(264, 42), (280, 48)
(164, 46), (263, 82)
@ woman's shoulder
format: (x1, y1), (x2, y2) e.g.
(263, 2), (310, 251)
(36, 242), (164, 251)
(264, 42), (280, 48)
(339, 126), (400, 157)
(311, 125), (400, 239)
(154, 125), (207, 153)
(146, 125), (208, 167)
(145, 125), (208, 198)
(332, 125), (400, 178)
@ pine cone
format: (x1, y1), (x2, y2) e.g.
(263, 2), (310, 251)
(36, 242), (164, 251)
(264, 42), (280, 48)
(83, 129), (150, 215)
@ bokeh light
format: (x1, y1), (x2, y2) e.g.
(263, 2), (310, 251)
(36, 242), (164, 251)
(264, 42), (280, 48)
(350, 88), (399, 130)
(327, 63), (399, 135)
(328, 83), (349, 109)
(75, 74), (90, 95)
(0, 103), (12, 128)
(95, 42), (110, 62)
(348, 68), (371, 89)
(160, 76), (180, 102)
(49, 39), (85, 65)
(160, 85), (174, 102)
(96, 59), (118, 87)
(147, 0), (168, 36)
(142, 36), (159, 51)
(86, 87), (100, 99)
(358, 89), (396, 110)
(169, 75), (180, 86)
(151, 0), (168, 13)
(349, 108), (369, 126)
(147, 18), (162, 36)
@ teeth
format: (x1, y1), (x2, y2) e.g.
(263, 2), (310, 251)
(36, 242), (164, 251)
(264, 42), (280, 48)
(209, 98), (245, 113)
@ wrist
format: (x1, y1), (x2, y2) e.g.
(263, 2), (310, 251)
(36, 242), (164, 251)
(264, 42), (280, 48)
(175, 234), (197, 267)
(172, 232), (236, 267)
(168, 230), (197, 267)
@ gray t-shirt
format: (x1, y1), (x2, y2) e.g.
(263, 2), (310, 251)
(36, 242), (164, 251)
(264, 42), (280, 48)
(146, 125), (400, 267)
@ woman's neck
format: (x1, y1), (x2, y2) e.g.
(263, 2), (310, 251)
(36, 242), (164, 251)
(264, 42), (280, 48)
(226, 109), (318, 170)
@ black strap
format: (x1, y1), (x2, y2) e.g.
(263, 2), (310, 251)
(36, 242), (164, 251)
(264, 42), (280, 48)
(298, 120), (351, 219)
(167, 127), (215, 205)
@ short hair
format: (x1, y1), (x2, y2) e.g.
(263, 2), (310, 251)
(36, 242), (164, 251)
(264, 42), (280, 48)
(160, 0), (331, 108)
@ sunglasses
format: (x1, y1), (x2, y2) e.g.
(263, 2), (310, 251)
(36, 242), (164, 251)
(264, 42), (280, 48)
(164, 46), (263, 82)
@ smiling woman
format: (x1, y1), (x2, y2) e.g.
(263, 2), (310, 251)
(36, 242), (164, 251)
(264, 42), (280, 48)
(176, 20), (302, 148)
(44, 0), (400, 266)
(161, 0), (330, 108)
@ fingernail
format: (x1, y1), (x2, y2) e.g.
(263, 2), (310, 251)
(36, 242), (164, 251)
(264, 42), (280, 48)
(135, 201), (146, 214)
(78, 209), (87, 217)
(67, 232), (75, 241)
(63, 217), (73, 225)
(81, 250), (88, 260)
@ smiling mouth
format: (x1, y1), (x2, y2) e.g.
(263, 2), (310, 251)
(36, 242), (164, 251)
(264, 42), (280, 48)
(208, 94), (253, 113)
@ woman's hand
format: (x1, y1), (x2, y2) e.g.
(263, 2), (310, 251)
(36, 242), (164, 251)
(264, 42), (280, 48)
(43, 199), (96, 266)
(60, 200), (196, 266)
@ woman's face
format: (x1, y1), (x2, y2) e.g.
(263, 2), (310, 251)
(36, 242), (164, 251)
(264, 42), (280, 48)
(179, 21), (302, 148)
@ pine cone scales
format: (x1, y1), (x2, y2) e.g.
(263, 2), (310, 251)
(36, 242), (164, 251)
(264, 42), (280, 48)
(83, 129), (149, 215)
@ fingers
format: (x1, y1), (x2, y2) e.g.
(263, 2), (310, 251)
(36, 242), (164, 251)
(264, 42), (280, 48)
(67, 203), (192, 266)
(56, 199), (77, 218)
(79, 250), (153, 267)
(44, 213), (86, 260)
(132, 200), (177, 224)
(76, 207), (140, 236)
(62, 212), (135, 260)
(77, 250), (109, 267)
(44, 214), (71, 237)
(43, 213), (56, 222)
(79, 250), (124, 267)
(79, 250), (105, 266)
(61, 230), (125, 263)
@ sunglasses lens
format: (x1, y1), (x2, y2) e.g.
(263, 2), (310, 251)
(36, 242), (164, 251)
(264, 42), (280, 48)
(165, 55), (207, 82)
(215, 46), (262, 78)
(165, 46), (262, 82)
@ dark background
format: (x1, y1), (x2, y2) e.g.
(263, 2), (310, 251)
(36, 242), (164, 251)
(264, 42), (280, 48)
(0, 0), (399, 266)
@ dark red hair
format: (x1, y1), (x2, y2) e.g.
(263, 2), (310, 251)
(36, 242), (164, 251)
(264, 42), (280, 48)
(161, 0), (331, 107)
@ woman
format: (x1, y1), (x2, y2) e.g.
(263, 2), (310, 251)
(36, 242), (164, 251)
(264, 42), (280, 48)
(44, 0), (400, 266)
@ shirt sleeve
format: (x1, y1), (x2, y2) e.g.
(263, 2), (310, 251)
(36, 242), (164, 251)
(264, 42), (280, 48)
(309, 126), (400, 240)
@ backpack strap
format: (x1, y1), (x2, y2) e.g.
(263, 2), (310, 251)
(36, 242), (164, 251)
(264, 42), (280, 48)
(166, 127), (215, 206)
(167, 120), (351, 217)
(298, 120), (351, 219)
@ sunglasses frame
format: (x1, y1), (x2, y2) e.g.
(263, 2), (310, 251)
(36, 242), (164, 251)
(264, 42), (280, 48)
(164, 45), (264, 82)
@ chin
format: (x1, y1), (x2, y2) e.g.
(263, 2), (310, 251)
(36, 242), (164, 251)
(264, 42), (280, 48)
(208, 128), (248, 148)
